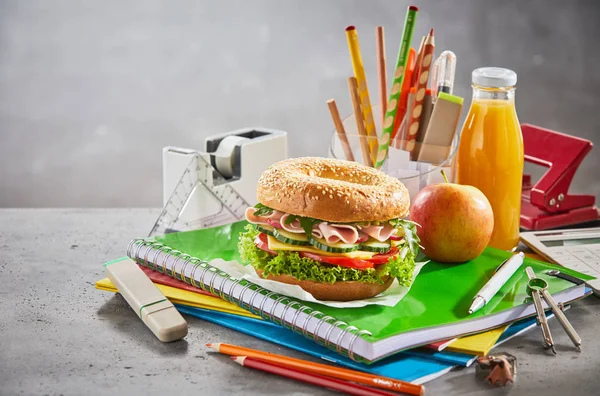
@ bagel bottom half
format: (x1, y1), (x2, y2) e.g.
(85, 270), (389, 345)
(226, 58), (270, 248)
(254, 268), (394, 301)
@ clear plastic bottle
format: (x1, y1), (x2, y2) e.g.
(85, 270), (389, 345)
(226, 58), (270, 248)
(456, 67), (524, 251)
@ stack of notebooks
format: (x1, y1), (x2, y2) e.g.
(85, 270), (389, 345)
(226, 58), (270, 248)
(95, 220), (594, 385)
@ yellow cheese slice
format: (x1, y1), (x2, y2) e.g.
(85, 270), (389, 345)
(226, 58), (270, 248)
(266, 235), (376, 259)
(391, 239), (405, 247)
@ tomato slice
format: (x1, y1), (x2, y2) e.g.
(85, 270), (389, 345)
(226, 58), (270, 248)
(367, 247), (399, 265)
(299, 252), (374, 269)
(254, 232), (400, 269)
(255, 233), (278, 255)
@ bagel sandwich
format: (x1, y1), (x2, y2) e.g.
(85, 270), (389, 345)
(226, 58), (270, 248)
(238, 157), (420, 302)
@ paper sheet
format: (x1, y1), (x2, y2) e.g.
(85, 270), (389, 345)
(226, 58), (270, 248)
(208, 258), (428, 308)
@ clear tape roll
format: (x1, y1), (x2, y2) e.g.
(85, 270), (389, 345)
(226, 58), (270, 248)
(213, 135), (250, 178)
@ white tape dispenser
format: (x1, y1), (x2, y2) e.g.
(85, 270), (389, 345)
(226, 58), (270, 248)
(151, 128), (288, 236)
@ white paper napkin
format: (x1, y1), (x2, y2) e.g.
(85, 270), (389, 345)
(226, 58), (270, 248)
(208, 258), (428, 308)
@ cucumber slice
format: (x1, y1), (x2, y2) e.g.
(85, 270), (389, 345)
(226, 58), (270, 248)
(360, 239), (391, 253)
(256, 224), (275, 236)
(308, 236), (360, 253)
(273, 228), (310, 246)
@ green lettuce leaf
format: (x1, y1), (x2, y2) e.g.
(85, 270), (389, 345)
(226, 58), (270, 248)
(238, 225), (416, 286)
(253, 203), (274, 217)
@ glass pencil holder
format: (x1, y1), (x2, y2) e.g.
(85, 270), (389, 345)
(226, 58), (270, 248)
(328, 104), (459, 200)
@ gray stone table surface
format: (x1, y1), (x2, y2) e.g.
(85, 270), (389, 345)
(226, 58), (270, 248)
(1, 208), (599, 396)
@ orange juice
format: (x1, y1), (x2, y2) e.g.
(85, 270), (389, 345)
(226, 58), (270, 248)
(456, 68), (523, 250)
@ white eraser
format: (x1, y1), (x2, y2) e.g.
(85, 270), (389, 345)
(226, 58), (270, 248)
(105, 258), (188, 342)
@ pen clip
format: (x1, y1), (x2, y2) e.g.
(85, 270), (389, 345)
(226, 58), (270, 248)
(495, 252), (525, 273)
(494, 258), (509, 273)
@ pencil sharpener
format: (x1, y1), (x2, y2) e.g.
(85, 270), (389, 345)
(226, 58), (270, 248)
(475, 353), (517, 387)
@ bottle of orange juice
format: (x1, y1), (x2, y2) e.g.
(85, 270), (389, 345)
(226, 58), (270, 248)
(456, 67), (524, 251)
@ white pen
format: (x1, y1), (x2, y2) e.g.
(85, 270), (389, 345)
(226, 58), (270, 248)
(468, 252), (525, 314)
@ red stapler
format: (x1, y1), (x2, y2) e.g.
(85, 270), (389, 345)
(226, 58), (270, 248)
(520, 123), (599, 230)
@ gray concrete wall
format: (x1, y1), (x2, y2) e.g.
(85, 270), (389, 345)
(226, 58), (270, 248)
(1, 0), (599, 207)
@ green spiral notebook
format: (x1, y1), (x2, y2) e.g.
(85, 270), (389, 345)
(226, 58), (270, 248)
(125, 220), (593, 363)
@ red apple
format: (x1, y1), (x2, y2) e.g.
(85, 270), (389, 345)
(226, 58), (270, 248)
(409, 182), (494, 263)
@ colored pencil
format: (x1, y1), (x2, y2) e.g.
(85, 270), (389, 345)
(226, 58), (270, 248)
(327, 99), (356, 162)
(376, 26), (387, 125)
(411, 36), (426, 87)
(209, 343), (424, 395)
(345, 26), (378, 163)
(373, 5), (418, 169)
(232, 356), (400, 396)
(404, 29), (435, 157)
(391, 47), (416, 140)
(348, 77), (374, 167)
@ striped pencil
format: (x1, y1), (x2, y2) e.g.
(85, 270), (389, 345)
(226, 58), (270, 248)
(373, 5), (418, 169)
(404, 29), (435, 158)
(411, 36), (426, 87)
(346, 26), (379, 163)
(348, 77), (374, 167)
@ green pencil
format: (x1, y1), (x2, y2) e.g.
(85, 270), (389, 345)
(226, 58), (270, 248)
(374, 5), (418, 169)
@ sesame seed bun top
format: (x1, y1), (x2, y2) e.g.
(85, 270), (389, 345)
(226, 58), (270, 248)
(256, 157), (410, 222)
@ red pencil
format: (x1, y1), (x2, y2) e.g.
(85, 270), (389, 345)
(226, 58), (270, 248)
(232, 356), (400, 396)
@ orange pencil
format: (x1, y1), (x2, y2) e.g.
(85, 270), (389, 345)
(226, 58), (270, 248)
(411, 36), (426, 87)
(232, 356), (398, 396)
(207, 343), (425, 396)
(391, 48), (416, 140)
(404, 29), (435, 157)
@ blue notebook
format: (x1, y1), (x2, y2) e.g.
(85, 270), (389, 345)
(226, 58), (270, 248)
(178, 305), (456, 384)
(176, 304), (557, 384)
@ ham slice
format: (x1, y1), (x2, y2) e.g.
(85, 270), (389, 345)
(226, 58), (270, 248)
(245, 207), (284, 225)
(279, 213), (305, 234)
(247, 207), (398, 244)
(358, 224), (397, 242)
(317, 223), (359, 244)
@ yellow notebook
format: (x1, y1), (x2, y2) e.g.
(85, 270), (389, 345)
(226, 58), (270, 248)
(444, 325), (507, 355)
(95, 277), (261, 319)
(98, 275), (510, 356)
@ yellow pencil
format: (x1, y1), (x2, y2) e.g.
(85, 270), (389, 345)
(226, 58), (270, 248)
(345, 26), (379, 163)
(348, 77), (374, 167)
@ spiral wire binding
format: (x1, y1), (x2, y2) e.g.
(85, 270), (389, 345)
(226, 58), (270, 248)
(269, 296), (290, 324)
(291, 305), (313, 332)
(324, 320), (348, 348)
(237, 280), (255, 311)
(247, 285), (265, 314)
(300, 309), (320, 333)
(336, 325), (358, 355)
(126, 238), (373, 362)
(280, 301), (302, 330)
(312, 315), (335, 343)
